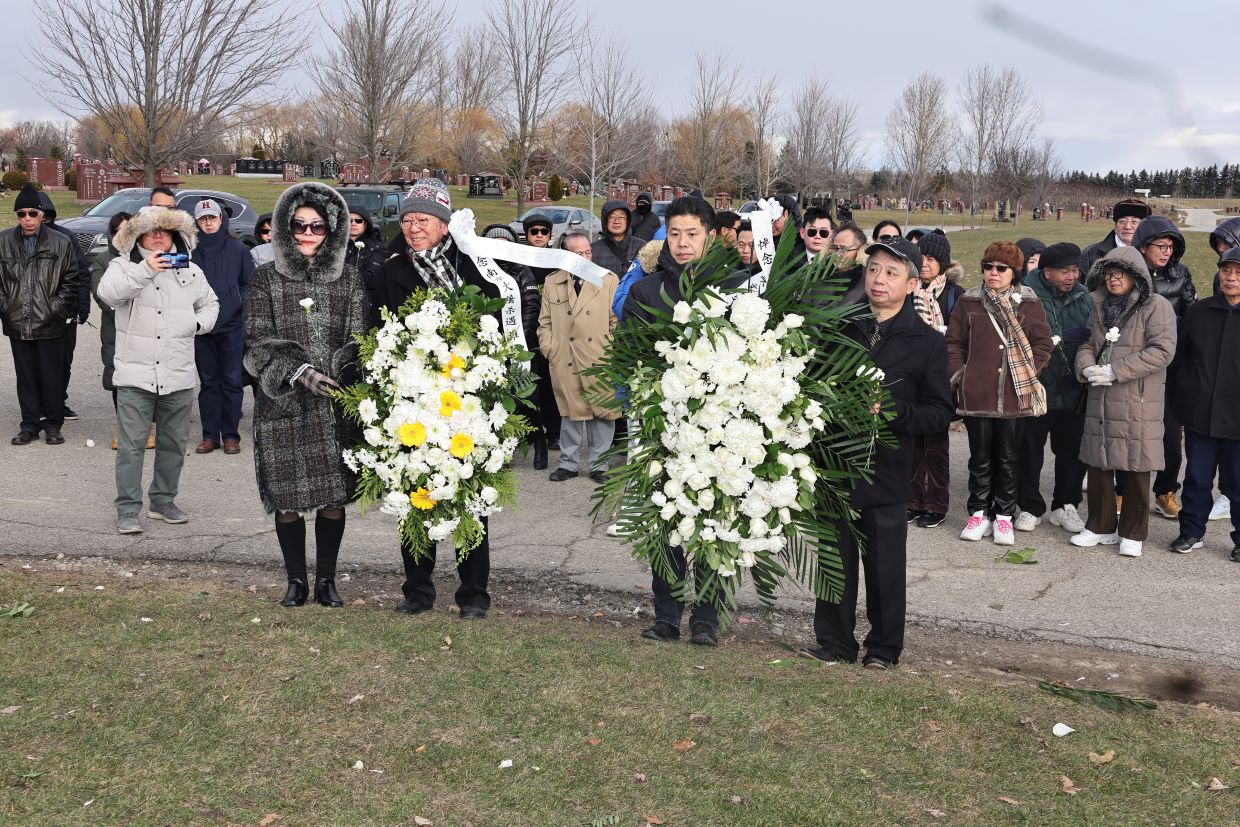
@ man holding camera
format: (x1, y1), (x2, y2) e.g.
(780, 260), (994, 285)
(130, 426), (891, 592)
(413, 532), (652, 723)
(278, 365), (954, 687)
(98, 207), (218, 534)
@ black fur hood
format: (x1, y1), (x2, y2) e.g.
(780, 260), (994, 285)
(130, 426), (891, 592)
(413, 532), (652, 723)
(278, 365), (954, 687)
(271, 182), (351, 283)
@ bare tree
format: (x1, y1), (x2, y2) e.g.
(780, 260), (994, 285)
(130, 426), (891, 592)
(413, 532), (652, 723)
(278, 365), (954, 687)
(956, 65), (1042, 226)
(488, 0), (579, 215)
(884, 72), (954, 223)
(38, 0), (298, 187)
(554, 34), (652, 215)
(821, 96), (864, 199)
(781, 79), (834, 203)
(672, 52), (743, 194)
(1028, 137), (1063, 215)
(746, 75), (782, 198)
(992, 136), (1061, 227)
(317, 0), (452, 183)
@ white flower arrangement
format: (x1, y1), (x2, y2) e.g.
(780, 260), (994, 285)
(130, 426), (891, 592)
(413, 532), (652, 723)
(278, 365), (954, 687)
(337, 288), (533, 557)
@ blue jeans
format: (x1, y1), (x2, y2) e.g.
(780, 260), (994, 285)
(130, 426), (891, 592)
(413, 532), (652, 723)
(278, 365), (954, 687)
(1179, 428), (1240, 545)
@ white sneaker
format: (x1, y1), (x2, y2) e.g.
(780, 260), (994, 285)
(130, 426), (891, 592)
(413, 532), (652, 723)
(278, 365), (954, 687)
(993, 515), (1015, 545)
(1070, 528), (1120, 547)
(960, 511), (992, 541)
(1118, 538), (1143, 557)
(1049, 504), (1086, 533)
(1209, 495), (1231, 521)
(1013, 512), (1040, 532)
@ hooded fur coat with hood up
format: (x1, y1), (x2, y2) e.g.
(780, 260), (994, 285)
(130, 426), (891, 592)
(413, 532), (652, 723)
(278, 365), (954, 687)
(243, 182), (370, 514)
(99, 207), (219, 394)
(1075, 246), (1177, 472)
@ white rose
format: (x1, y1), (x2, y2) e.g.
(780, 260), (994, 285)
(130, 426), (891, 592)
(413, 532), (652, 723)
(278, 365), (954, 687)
(364, 427), (383, 447)
(481, 486), (499, 504)
(782, 313), (804, 330)
(298, 297), (314, 310)
(672, 301), (692, 324)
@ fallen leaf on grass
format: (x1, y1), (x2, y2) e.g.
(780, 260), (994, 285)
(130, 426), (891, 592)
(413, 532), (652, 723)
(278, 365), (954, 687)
(689, 713), (712, 725)
(1, 706), (21, 715)
(258, 815), (283, 826)
(1088, 750), (1115, 765)
(1052, 723), (1075, 737)
(729, 795), (744, 804)
(1206, 776), (1230, 791)
(673, 738), (696, 752)
(925, 809), (946, 818)
(350, 598), (366, 606)
(585, 738), (602, 746)
(925, 720), (943, 733)
(735, 615), (757, 625)
(415, 744), (426, 753)
(1059, 775), (1081, 795)
(347, 694), (364, 704)
(440, 636), (452, 651)
(247, 585), (258, 594)
(414, 817), (433, 826)
(197, 612), (212, 621)
(351, 760), (364, 770)
(633, 772), (648, 783)
(996, 796), (1022, 806)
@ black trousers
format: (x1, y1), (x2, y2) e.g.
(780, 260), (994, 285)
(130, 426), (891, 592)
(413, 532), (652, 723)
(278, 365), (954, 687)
(195, 327), (246, 444)
(813, 503), (907, 664)
(1153, 403), (1183, 495)
(1017, 408), (1087, 516)
(1179, 429), (1240, 545)
(400, 517), (490, 610)
(531, 353), (560, 442)
(651, 545), (719, 631)
(964, 416), (1022, 518)
(62, 322), (77, 411)
(10, 335), (66, 433)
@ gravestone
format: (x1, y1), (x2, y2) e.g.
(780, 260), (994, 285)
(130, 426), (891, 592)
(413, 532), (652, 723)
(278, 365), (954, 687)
(27, 157), (65, 188)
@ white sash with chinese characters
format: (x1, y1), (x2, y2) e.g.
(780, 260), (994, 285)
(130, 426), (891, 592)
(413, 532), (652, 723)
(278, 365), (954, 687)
(746, 202), (777, 294)
(448, 209), (612, 349)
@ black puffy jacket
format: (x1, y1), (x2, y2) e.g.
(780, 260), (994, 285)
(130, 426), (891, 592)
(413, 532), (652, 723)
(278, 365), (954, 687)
(0, 225), (80, 340)
(1133, 216), (1195, 318)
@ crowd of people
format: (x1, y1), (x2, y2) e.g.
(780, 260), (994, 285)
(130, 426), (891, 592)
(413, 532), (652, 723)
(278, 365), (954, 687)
(2, 181), (1238, 669)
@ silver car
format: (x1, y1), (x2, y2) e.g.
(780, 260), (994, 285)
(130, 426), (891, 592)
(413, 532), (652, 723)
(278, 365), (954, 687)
(482, 207), (601, 247)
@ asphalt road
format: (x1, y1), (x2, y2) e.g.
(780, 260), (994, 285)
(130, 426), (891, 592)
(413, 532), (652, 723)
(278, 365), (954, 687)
(3, 322), (1238, 669)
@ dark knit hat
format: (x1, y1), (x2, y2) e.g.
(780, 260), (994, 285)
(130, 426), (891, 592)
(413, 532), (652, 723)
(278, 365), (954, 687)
(981, 241), (1024, 275)
(916, 232), (951, 273)
(400, 177), (452, 223)
(1112, 198), (1151, 222)
(521, 212), (552, 233)
(1040, 242), (1081, 270)
(865, 236), (923, 276)
(13, 183), (42, 213)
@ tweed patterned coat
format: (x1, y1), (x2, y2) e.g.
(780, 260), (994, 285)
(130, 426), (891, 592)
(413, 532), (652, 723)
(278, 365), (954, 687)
(243, 183), (369, 513)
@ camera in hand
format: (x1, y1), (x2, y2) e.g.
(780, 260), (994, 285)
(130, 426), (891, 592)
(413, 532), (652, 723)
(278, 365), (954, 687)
(161, 253), (190, 269)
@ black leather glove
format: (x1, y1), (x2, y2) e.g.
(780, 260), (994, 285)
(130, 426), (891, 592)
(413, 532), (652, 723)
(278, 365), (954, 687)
(297, 368), (341, 398)
(1062, 326), (1090, 345)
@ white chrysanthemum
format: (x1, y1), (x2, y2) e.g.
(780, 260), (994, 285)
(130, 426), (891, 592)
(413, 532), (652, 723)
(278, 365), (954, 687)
(358, 399), (379, 424)
(729, 292), (771, 338)
(672, 301), (692, 324)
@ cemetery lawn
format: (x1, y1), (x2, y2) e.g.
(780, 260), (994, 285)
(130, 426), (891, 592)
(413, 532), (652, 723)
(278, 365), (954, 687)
(1, 568), (1238, 826)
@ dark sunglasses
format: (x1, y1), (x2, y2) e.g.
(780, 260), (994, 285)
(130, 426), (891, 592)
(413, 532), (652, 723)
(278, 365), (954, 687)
(15, 210), (42, 218)
(982, 262), (1011, 273)
(350, 217), (365, 225)
(257, 227), (272, 236)
(803, 227), (831, 238)
(526, 227), (551, 236)
(876, 234), (899, 241)
(291, 219), (328, 237)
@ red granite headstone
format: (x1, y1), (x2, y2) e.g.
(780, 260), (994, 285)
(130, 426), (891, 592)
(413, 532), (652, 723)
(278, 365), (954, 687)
(531, 180), (548, 202)
(282, 163), (298, 182)
(27, 158), (65, 188)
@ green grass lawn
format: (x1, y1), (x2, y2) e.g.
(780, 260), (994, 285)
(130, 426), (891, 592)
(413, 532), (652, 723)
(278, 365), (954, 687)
(1, 569), (1237, 826)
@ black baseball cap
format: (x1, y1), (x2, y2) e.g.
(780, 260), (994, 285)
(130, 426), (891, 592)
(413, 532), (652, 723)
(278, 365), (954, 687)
(865, 236), (924, 275)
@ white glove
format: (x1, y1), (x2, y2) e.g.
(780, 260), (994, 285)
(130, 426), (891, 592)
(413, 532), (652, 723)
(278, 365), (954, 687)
(757, 197), (784, 221)
(1083, 364), (1115, 387)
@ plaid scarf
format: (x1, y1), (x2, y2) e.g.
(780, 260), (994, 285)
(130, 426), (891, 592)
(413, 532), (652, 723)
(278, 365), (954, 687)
(982, 287), (1039, 411)
(913, 273), (947, 330)
(407, 238), (459, 291)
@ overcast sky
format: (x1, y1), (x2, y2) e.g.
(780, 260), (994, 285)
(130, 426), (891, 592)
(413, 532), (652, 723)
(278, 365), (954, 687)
(6, 0), (1237, 174)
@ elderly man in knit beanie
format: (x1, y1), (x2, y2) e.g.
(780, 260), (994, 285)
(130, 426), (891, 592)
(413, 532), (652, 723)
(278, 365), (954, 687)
(371, 176), (540, 620)
(1080, 198), (1152, 276)
(0, 184), (81, 445)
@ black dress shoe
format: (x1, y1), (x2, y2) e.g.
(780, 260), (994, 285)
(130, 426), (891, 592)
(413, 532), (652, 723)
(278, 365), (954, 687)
(863, 654), (895, 670)
(459, 605), (487, 619)
(907, 508), (923, 524)
(797, 646), (843, 664)
(44, 429), (65, 445)
(640, 621), (680, 642)
(689, 623), (718, 647)
(917, 511), (946, 528)
(11, 431), (37, 446)
(548, 439), (560, 451)
(314, 577), (343, 607)
(589, 470), (607, 485)
(393, 598), (432, 615)
(1231, 546), (1240, 563)
(280, 578), (308, 607)
(549, 467), (578, 482)
(532, 437), (548, 470)
(63, 407), (79, 421)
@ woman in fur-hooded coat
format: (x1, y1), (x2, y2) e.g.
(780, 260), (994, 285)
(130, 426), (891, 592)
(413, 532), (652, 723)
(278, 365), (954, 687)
(243, 182), (369, 608)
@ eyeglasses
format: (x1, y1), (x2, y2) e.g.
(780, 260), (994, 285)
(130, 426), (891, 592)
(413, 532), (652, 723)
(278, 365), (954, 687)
(15, 210), (42, 218)
(982, 262), (1011, 273)
(803, 227), (831, 238)
(350, 217), (365, 225)
(1146, 242), (1175, 253)
(876, 234), (899, 241)
(526, 227), (550, 237)
(829, 244), (860, 253)
(291, 219), (328, 236)
(1103, 272), (1129, 282)
(400, 217), (435, 229)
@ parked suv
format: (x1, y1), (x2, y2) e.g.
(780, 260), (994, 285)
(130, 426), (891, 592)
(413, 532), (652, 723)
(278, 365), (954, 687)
(335, 185), (409, 244)
(58, 187), (260, 263)
(482, 207), (601, 247)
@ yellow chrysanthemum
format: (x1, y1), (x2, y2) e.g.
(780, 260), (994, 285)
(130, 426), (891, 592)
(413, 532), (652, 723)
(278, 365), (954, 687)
(410, 488), (436, 510)
(449, 433), (475, 459)
(439, 390), (462, 417)
(398, 421), (427, 447)
(440, 353), (467, 379)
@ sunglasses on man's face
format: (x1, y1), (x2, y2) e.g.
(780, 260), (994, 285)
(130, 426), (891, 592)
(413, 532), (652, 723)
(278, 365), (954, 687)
(527, 227), (551, 237)
(803, 227), (831, 238)
(982, 262), (1011, 273)
(350, 217), (365, 225)
(876, 234), (899, 241)
(15, 210), (42, 219)
(291, 219), (328, 237)
(258, 228), (271, 236)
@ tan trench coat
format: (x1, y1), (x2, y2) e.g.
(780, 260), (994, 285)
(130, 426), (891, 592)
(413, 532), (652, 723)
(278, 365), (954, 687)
(537, 269), (620, 421)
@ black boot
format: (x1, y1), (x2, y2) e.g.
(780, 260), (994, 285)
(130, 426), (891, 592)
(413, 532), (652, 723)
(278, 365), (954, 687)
(532, 436), (548, 470)
(315, 577), (343, 608)
(280, 578), (308, 607)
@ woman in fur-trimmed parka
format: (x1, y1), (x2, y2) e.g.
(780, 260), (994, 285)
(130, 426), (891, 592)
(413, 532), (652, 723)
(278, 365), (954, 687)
(243, 182), (370, 609)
